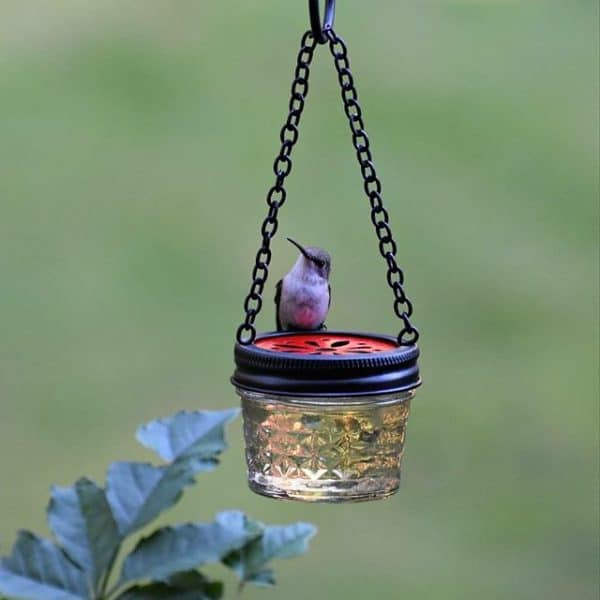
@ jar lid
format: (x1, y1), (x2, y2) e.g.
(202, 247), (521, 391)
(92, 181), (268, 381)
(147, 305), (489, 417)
(231, 331), (421, 397)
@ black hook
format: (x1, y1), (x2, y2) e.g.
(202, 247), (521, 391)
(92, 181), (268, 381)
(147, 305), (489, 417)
(309, 0), (336, 44)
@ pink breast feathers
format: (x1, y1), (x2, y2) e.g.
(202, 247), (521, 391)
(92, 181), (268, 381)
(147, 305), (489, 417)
(293, 306), (320, 328)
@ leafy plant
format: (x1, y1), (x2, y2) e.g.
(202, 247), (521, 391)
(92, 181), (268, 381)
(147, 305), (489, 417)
(0, 409), (316, 599)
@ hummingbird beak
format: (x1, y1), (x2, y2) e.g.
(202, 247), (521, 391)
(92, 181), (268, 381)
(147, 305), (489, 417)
(287, 237), (311, 260)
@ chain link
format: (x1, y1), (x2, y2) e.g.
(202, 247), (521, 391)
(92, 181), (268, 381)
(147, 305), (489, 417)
(325, 29), (418, 345)
(237, 28), (419, 346)
(236, 31), (317, 344)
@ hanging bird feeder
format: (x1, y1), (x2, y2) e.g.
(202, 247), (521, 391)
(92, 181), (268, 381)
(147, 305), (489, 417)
(232, 0), (421, 503)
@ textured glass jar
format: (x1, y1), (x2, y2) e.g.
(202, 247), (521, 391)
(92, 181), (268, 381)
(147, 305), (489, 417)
(232, 331), (420, 503)
(237, 389), (413, 502)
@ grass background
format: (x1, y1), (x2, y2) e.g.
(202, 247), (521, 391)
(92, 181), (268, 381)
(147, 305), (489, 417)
(0, 1), (598, 598)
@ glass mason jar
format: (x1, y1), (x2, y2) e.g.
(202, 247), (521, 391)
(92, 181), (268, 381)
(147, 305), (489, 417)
(232, 332), (421, 503)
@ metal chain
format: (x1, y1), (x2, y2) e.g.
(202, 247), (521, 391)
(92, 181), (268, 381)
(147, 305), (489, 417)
(236, 31), (317, 344)
(237, 28), (419, 346)
(325, 29), (419, 345)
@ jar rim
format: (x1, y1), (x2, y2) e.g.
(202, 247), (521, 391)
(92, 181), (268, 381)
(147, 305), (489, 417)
(236, 387), (415, 407)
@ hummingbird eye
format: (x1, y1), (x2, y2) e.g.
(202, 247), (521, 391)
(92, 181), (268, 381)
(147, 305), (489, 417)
(314, 259), (325, 269)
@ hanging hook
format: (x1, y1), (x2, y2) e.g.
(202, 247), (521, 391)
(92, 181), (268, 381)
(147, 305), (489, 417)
(309, 0), (336, 44)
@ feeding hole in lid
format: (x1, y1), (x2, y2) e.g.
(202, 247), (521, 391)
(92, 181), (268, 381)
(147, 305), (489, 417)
(255, 333), (397, 356)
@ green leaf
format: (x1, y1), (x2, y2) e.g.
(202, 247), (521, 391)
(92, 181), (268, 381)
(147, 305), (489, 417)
(240, 568), (275, 587)
(0, 531), (88, 600)
(136, 409), (239, 468)
(116, 570), (223, 600)
(224, 522), (317, 587)
(106, 461), (195, 537)
(116, 586), (197, 600)
(47, 477), (120, 591)
(119, 511), (262, 584)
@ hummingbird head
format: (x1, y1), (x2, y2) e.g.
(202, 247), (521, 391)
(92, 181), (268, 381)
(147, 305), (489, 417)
(287, 238), (331, 280)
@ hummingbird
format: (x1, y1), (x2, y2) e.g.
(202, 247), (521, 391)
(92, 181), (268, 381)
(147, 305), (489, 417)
(274, 238), (332, 332)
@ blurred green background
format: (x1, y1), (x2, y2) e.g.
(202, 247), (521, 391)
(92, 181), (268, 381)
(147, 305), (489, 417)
(0, 1), (598, 598)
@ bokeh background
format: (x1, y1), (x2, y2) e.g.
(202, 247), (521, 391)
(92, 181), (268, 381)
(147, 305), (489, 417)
(1, 1), (598, 598)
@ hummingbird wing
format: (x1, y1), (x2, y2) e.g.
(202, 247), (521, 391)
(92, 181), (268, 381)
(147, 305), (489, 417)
(317, 284), (331, 331)
(274, 279), (283, 331)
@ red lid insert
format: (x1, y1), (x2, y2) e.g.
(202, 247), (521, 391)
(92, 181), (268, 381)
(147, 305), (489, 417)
(255, 333), (397, 356)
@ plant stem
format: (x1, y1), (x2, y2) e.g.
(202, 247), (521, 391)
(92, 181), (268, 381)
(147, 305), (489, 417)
(104, 581), (125, 600)
(97, 545), (121, 599)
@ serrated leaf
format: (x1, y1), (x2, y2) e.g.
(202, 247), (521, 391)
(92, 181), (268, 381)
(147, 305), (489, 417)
(0, 531), (87, 600)
(47, 477), (120, 591)
(106, 461), (195, 537)
(116, 570), (223, 600)
(136, 409), (239, 467)
(223, 522), (317, 587)
(120, 511), (262, 584)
